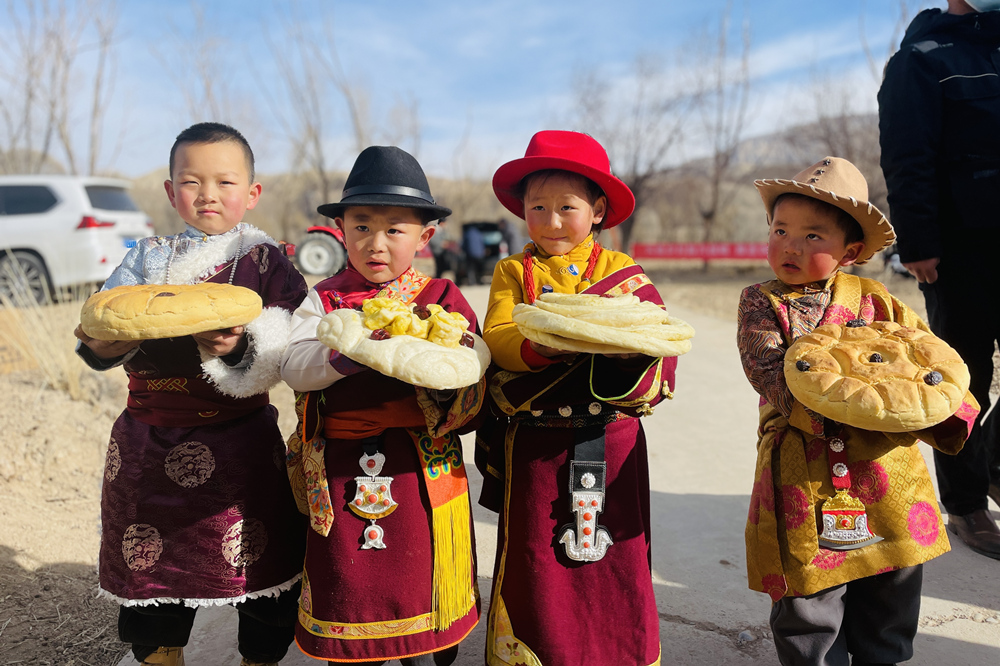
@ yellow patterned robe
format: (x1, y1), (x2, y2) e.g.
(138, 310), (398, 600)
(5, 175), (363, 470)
(737, 271), (979, 600)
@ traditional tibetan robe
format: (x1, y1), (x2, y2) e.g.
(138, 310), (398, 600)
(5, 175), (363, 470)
(476, 237), (676, 666)
(283, 265), (482, 663)
(86, 224), (308, 607)
(737, 271), (979, 601)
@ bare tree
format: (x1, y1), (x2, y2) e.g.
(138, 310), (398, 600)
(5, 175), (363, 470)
(260, 2), (423, 225)
(859, 0), (927, 82)
(0, 0), (57, 173)
(442, 108), (498, 225)
(56, 0), (120, 175)
(0, 0), (122, 175)
(788, 1), (925, 215)
(261, 14), (341, 213)
(570, 52), (697, 250)
(691, 3), (752, 248)
(152, 1), (245, 127)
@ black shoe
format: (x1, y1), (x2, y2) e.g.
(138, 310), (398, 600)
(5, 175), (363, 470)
(948, 510), (1000, 560)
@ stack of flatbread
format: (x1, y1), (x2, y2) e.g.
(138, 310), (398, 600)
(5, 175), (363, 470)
(513, 292), (694, 357)
(317, 298), (491, 390)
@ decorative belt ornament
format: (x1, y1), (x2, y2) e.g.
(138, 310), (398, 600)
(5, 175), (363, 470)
(817, 436), (883, 550)
(558, 426), (612, 562)
(349, 439), (397, 550)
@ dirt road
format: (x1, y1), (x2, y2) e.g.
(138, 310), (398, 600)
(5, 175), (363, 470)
(119, 284), (1000, 665)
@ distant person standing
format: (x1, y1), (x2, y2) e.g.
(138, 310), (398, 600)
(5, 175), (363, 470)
(429, 218), (452, 279)
(878, 0), (1000, 559)
(497, 218), (523, 256)
(462, 223), (486, 285)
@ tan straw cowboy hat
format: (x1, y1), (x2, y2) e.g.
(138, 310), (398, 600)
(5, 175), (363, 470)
(754, 157), (896, 264)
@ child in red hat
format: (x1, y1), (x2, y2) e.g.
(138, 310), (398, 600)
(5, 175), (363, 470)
(475, 130), (677, 666)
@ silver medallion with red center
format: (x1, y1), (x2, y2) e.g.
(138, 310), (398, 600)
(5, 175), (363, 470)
(349, 452), (397, 549)
(559, 491), (613, 562)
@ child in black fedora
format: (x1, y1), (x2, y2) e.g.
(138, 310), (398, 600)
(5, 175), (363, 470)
(280, 146), (482, 664)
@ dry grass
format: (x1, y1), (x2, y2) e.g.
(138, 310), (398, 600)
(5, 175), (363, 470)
(0, 261), (120, 407)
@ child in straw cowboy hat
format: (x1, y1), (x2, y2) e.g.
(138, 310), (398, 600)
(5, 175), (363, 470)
(475, 130), (677, 666)
(281, 146), (482, 664)
(736, 157), (979, 665)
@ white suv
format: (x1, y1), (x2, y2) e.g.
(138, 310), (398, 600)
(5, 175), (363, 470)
(0, 175), (151, 302)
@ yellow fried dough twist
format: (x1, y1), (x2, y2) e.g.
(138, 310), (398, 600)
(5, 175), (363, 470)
(361, 298), (470, 348)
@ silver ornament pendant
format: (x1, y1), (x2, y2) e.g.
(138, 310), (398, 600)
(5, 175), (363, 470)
(349, 451), (396, 548)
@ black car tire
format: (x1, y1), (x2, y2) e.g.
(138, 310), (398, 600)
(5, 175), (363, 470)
(297, 233), (346, 276)
(0, 250), (51, 305)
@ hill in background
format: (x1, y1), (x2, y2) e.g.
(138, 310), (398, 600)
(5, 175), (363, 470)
(130, 113), (882, 250)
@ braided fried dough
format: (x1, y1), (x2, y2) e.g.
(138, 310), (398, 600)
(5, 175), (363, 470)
(784, 321), (970, 432)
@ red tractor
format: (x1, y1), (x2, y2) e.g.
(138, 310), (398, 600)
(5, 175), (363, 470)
(295, 225), (347, 276)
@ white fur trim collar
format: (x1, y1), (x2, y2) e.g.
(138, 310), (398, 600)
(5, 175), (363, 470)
(151, 225), (276, 285)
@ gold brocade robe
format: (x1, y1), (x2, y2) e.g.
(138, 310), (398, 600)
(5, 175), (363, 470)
(738, 272), (979, 600)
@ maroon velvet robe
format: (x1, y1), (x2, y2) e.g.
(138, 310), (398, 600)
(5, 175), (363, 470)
(98, 243), (307, 606)
(476, 265), (676, 666)
(293, 272), (481, 662)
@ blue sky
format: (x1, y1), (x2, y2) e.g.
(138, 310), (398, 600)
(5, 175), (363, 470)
(33, 0), (933, 178)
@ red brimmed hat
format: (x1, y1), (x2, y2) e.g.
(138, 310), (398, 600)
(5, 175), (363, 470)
(492, 130), (635, 229)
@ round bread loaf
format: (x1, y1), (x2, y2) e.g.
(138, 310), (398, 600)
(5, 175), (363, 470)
(81, 283), (263, 341)
(317, 308), (491, 390)
(784, 321), (970, 432)
(512, 292), (694, 357)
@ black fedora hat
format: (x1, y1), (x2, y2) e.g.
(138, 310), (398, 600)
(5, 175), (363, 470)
(318, 146), (452, 221)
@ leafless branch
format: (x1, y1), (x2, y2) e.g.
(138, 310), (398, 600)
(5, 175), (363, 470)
(693, 2), (753, 248)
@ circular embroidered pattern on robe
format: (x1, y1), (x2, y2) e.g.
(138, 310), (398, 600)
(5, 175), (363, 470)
(859, 300), (876, 323)
(761, 573), (788, 602)
(907, 502), (939, 547)
(812, 548), (847, 570)
(750, 469), (776, 525)
(781, 484), (811, 529)
(105, 437), (121, 482)
(849, 460), (889, 504)
(164, 441), (216, 488)
(122, 524), (163, 571)
(805, 437), (826, 462)
(222, 518), (268, 567)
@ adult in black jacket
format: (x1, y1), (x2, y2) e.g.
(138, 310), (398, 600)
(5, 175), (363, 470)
(879, 0), (1000, 560)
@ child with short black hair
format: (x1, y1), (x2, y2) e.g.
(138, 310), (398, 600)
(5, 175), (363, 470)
(737, 157), (978, 666)
(281, 146), (481, 665)
(475, 130), (677, 666)
(75, 122), (307, 666)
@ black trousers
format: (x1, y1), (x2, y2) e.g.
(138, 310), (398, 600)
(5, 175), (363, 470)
(920, 261), (1000, 515)
(769, 565), (922, 666)
(118, 582), (301, 662)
